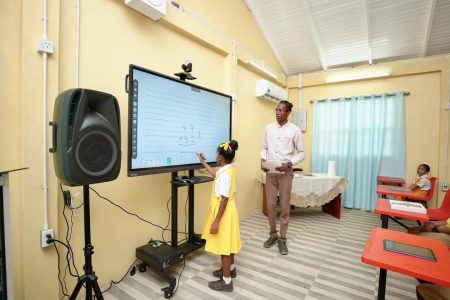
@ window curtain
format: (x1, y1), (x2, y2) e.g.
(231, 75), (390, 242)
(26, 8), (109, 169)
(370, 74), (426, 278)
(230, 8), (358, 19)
(311, 92), (406, 210)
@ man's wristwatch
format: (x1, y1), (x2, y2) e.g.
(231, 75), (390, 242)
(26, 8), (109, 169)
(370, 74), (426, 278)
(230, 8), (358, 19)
(287, 161), (293, 168)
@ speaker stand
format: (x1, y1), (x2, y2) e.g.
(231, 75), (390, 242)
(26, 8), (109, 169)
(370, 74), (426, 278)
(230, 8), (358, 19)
(70, 185), (104, 300)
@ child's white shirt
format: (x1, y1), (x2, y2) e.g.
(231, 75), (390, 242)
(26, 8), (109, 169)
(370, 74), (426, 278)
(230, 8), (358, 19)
(416, 174), (431, 191)
(215, 164), (232, 197)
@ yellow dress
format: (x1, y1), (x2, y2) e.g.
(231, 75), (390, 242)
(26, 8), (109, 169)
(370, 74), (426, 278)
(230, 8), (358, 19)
(201, 166), (241, 255)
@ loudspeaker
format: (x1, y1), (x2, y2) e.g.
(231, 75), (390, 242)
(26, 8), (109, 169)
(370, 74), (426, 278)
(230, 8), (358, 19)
(50, 89), (121, 186)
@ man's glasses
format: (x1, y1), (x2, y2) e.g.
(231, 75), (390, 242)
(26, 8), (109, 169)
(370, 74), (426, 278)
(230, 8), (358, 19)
(274, 109), (287, 113)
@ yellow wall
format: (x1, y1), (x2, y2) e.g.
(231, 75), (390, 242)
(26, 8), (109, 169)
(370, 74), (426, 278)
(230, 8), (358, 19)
(288, 57), (450, 208)
(6, 1), (449, 298)
(3, 0), (283, 298)
(1, 1), (27, 299)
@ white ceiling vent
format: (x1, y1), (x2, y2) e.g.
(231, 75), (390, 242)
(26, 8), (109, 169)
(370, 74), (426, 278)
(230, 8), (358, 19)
(125, 0), (167, 21)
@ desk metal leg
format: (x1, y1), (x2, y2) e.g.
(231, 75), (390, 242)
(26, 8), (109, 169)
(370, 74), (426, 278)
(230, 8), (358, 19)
(381, 215), (388, 229)
(388, 216), (409, 230)
(377, 268), (387, 300)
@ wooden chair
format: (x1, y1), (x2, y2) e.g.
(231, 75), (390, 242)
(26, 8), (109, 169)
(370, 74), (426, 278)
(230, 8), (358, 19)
(405, 177), (437, 208)
(427, 189), (450, 221)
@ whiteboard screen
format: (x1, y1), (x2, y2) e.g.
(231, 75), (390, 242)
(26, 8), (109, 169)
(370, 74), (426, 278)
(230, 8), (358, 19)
(128, 65), (232, 176)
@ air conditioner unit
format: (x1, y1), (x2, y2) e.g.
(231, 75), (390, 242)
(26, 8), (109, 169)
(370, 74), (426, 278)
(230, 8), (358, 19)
(125, 0), (166, 21)
(256, 80), (288, 103)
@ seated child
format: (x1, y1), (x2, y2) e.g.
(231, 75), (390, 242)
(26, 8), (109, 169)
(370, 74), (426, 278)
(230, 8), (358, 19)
(408, 164), (431, 197)
(407, 217), (450, 246)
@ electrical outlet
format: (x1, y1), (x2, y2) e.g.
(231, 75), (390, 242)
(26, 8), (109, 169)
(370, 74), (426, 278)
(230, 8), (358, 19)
(443, 183), (448, 191)
(38, 38), (54, 54)
(41, 229), (54, 248)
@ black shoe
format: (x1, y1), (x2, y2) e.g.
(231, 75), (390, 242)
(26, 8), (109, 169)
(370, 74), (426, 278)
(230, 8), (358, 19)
(263, 236), (278, 248)
(208, 279), (233, 292)
(212, 267), (237, 278)
(278, 240), (288, 255)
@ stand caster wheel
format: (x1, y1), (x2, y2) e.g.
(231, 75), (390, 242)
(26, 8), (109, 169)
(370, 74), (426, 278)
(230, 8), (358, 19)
(161, 286), (174, 298)
(138, 264), (147, 273)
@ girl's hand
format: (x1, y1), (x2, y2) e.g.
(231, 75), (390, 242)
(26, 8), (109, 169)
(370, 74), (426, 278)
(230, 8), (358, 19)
(210, 221), (219, 234)
(197, 152), (206, 163)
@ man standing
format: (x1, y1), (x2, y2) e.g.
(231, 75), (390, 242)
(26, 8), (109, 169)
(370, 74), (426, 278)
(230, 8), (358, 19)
(261, 100), (305, 255)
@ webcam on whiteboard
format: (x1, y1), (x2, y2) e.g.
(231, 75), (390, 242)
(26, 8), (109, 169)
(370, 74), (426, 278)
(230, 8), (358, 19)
(174, 60), (197, 81)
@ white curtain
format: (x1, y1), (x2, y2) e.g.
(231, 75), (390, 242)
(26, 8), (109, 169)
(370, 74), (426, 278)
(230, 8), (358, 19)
(312, 92), (406, 210)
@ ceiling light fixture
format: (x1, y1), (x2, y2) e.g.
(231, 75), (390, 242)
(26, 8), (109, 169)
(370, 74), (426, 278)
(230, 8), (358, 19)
(245, 61), (278, 80)
(325, 71), (390, 83)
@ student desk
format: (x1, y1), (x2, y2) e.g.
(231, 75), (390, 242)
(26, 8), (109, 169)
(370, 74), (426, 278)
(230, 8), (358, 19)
(377, 185), (414, 199)
(377, 176), (405, 186)
(362, 228), (450, 300)
(375, 198), (429, 229)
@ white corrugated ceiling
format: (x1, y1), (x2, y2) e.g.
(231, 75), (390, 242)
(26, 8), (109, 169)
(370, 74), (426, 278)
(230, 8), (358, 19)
(244, 0), (450, 75)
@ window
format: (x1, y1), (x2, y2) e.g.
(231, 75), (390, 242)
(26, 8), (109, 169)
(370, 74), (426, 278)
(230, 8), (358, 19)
(312, 93), (406, 210)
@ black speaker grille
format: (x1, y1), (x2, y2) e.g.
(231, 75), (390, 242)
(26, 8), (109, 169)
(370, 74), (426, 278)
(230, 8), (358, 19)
(75, 131), (118, 177)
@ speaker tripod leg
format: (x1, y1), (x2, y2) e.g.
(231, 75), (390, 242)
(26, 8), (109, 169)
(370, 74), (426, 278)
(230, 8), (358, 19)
(69, 273), (104, 300)
(69, 186), (104, 300)
(69, 279), (84, 300)
(91, 276), (103, 299)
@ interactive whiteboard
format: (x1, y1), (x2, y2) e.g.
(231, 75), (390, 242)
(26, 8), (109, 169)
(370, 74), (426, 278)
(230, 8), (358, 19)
(127, 65), (232, 176)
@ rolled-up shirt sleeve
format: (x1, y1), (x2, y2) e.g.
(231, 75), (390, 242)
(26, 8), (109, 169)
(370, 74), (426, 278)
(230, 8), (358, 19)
(261, 126), (268, 161)
(291, 129), (305, 165)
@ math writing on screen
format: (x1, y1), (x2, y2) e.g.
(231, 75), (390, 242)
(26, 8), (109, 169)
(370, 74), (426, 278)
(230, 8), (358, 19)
(179, 123), (202, 146)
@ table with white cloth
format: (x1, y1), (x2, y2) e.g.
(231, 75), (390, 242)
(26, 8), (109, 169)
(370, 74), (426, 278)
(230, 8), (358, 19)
(259, 172), (348, 219)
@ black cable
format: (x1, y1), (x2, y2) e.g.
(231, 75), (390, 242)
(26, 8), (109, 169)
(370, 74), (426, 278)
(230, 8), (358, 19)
(161, 195), (171, 244)
(68, 205), (78, 275)
(100, 259), (139, 294)
(89, 187), (167, 231)
(85, 187), (191, 298)
(61, 205), (80, 292)
(59, 183), (80, 279)
(51, 241), (70, 299)
(70, 200), (84, 210)
(58, 183), (86, 297)
(63, 204), (79, 278)
(169, 256), (186, 298)
(89, 187), (188, 235)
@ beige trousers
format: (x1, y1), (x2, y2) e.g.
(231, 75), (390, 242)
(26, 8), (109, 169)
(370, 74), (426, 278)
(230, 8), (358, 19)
(265, 169), (293, 240)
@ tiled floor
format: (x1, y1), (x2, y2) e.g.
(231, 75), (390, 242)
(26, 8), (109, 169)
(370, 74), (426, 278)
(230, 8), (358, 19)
(103, 207), (418, 300)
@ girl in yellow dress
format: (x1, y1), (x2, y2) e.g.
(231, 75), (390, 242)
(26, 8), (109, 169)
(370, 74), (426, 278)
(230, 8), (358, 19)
(197, 140), (241, 292)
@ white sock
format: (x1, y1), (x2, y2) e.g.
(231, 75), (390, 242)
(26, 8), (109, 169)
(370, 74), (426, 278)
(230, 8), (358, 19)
(230, 264), (236, 271)
(223, 276), (231, 284)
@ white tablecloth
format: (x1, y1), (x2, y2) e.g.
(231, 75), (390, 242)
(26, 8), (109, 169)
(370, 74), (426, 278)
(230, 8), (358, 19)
(260, 172), (348, 207)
